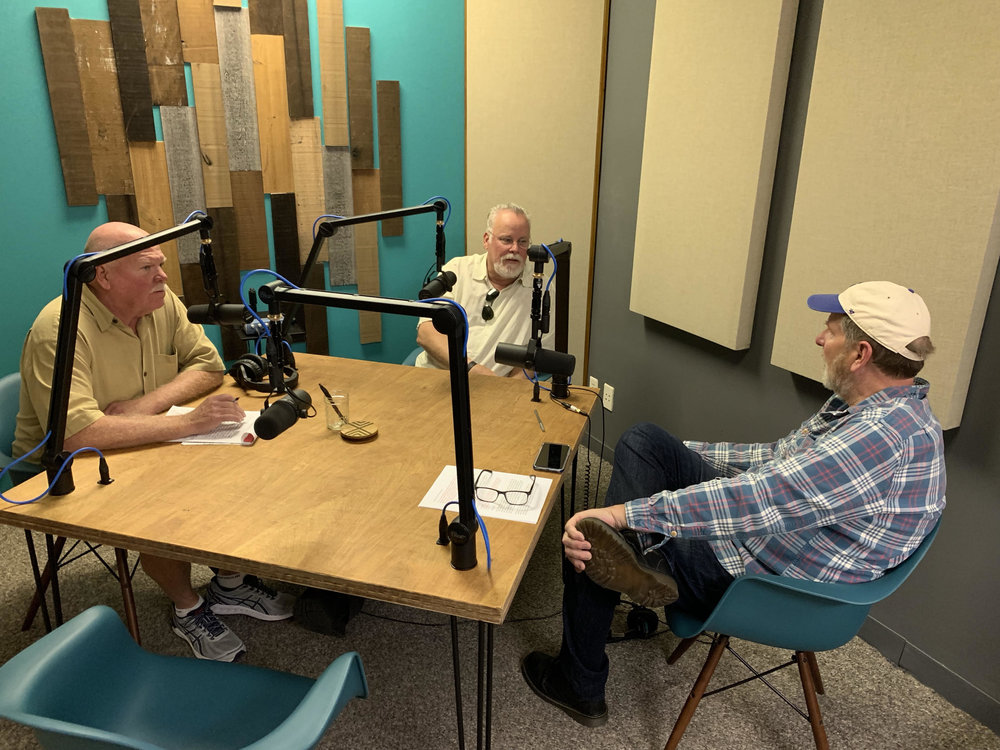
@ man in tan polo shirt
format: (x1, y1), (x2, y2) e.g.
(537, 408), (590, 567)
(14, 221), (292, 661)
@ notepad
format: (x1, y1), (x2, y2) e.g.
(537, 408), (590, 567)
(165, 405), (261, 445)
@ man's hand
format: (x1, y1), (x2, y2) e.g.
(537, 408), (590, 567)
(562, 505), (628, 573)
(183, 394), (245, 435)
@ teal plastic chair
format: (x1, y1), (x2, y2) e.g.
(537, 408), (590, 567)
(663, 520), (941, 750)
(402, 347), (422, 366)
(0, 605), (368, 749)
(0, 371), (24, 492)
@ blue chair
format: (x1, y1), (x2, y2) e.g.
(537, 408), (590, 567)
(402, 347), (422, 366)
(0, 371), (26, 492)
(663, 520), (941, 750)
(0, 605), (368, 749)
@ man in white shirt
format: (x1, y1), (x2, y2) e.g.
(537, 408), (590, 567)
(415, 203), (554, 376)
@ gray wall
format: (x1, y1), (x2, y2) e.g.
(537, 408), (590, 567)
(589, 0), (999, 731)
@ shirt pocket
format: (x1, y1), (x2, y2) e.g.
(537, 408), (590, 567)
(151, 352), (179, 389)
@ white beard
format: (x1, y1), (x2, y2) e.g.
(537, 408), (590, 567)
(493, 253), (524, 280)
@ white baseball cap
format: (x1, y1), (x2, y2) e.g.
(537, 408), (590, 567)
(807, 281), (931, 361)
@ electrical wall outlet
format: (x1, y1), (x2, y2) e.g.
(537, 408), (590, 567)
(589, 376), (599, 390)
(602, 383), (615, 411)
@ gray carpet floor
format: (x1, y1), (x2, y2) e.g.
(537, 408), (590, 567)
(1, 449), (997, 749)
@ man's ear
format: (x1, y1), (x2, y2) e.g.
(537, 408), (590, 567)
(482, 231), (490, 250)
(852, 340), (874, 370)
(92, 264), (112, 291)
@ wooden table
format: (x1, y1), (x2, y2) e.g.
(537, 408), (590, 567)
(2, 354), (596, 748)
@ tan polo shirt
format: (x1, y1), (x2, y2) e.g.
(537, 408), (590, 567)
(13, 285), (224, 463)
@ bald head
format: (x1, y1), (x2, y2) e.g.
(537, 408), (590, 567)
(84, 222), (149, 255)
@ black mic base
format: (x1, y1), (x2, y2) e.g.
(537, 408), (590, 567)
(450, 538), (478, 571)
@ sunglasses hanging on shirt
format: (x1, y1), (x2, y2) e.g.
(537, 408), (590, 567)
(482, 288), (500, 321)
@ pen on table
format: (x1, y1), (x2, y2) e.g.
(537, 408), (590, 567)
(534, 408), (545, 432)
(318, 382), (346, 421)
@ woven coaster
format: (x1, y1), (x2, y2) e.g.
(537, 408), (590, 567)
(340, 419), (379, 442)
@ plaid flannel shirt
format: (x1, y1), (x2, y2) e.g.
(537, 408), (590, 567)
(624, 379), (946, 582)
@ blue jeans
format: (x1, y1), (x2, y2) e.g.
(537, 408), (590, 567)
(556, 422), (735, 702)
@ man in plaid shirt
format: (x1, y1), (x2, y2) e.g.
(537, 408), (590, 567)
(522, 281), (946, 728)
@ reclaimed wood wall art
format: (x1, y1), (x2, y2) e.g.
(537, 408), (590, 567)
(36, 0), (407, 356)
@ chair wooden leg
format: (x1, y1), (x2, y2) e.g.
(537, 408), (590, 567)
(21, 535), (68, 632)
(664, 634), (729, 750)
(666, 636), (699, 665)
(115, 549), (141, 644)
(796, 651), (830, 750)
(804, 650), (825, 695)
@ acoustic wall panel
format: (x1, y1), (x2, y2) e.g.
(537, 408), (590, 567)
(771, 1), (1000, 430)
(629, 0), (797, 351)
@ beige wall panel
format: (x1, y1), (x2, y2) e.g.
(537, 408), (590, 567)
(73, 19), (134, 196)
(128, 142), (182, 288)
(630, 0), (797, 351)
(251, 34), (295, 193)
(466, 1), (606, 380)
(190, 62), (233, 206)
(290, 118), (327, 264)
(770, 1), (1000, 430)
(317, 0), (349, 146)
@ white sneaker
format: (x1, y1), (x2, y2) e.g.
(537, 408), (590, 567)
(206, 575), (295, 621)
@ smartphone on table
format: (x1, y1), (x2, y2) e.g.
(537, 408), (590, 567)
(533, 442), (571, 473)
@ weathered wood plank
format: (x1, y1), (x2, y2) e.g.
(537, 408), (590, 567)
(190, 62), (233, 206)
(282, 0), (313, 119)
(251, 34), (295, 194)
(215, 6), (262, 171)
(105, 194), (139, 225)
(345, 27), (374, 169)
(176, 0), (219, 64)
(376, 80), (403, 236)
(129, 141), (182, 287)
(322, 146), (355, 285)
(108, 0), (157, 142)
(139, 0), (187, 105)
(289, 118), (326, 264)
(36, 7), (98, 206)
(73, 19), (134, 197)
(352, 167), (381, 343)
(230, 170), (270, 270)
(161, 106), (207, 264)
(316, 0), (348, 146)
(249, 0), (283, 35)
(206, 205), (244, 360)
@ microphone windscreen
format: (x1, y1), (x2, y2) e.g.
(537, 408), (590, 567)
(494, 341), (535, 369)
(533, 348), (576, 377)
(187, 303), (247, 326)
(418, 271), (458, 299)
(253, 390), (311, 440)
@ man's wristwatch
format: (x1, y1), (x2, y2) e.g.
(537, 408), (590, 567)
(467, 361), (477, 372)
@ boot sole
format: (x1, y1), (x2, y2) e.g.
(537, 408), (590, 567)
(578, 518), (679, 608)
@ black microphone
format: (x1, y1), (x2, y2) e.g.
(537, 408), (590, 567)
(418, 270), (457, 299)
(254, 389), (312, 440)
(187, 303), (248, 326)
(495, 340), (576, 376)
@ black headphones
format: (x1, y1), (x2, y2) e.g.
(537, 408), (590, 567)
(228, 353), (299, 393)
(606, 604), (660, 643)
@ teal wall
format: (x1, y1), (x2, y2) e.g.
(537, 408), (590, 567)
(0, 0), (465, 376)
